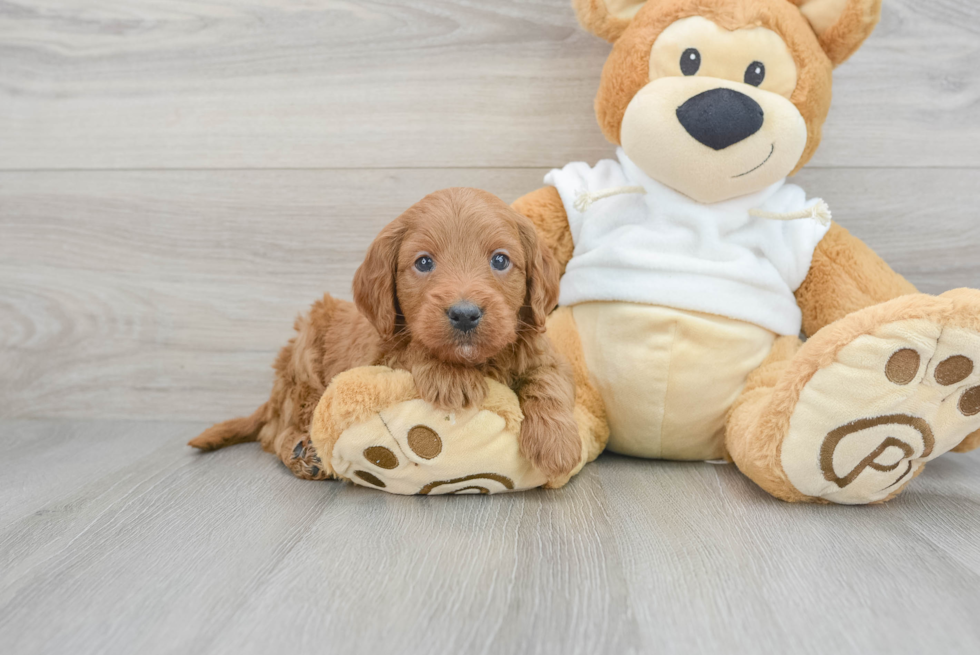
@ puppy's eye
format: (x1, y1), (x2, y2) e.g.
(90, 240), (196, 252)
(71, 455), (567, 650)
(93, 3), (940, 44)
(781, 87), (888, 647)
(744, 61), (765, 87)
(414, 255), (434, 273)
(490, 253), (510, 271)
(680, 48), (701, 76)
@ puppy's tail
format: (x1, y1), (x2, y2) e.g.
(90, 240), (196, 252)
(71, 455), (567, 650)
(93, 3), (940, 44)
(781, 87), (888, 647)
(189, 402), (268, 451)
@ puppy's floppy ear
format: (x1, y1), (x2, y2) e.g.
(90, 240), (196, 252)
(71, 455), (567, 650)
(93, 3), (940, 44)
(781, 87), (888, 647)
(353, 220), (405, 340)
(792, 0), (882, 67)
(516, 214), (560, 333)
(572, 0), (648, 43)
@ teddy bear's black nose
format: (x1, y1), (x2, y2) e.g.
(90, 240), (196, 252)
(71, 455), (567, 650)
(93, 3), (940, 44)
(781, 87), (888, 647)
(676, 88), (764, 151)
(447, 302), (483, 333)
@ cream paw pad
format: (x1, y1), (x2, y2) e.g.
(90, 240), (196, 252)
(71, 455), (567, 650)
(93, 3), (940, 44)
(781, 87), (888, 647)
(310, 366), (564, 495)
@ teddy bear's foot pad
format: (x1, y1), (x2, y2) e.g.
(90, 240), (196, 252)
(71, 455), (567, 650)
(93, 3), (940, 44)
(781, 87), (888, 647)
(781, 293), (980, 504)
(330, 400), (546, 495)
(310, 366), (591, 495)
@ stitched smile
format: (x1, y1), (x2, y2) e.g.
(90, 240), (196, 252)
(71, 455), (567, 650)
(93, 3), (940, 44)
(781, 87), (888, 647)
(733, 144), (775, 178)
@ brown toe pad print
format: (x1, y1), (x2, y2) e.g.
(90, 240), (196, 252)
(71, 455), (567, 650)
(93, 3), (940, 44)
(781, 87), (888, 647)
(354, 470), (386, 488)
(935, 355), (974, 386)
(961, 387), (980, 416)
(363, 446), (399, 469)
(820, 414), (934, 490)
(407, 425), (442, 459)
(885, 348), (920, 385)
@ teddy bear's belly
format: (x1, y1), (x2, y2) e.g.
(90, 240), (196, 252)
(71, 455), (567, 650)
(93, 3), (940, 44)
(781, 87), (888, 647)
(571, 302), (776, 460)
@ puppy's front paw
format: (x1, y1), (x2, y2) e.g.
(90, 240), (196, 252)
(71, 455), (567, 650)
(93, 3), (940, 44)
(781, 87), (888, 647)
(414, 366), (487, 411)
(519, 404), (581, 481)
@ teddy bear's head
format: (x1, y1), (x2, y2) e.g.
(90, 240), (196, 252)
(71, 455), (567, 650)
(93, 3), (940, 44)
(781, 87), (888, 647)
(574, 0), (881, 203)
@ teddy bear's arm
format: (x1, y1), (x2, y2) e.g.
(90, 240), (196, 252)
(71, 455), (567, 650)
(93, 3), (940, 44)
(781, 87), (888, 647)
(795, 223), (918, 337)
(512, 186), (575, 276)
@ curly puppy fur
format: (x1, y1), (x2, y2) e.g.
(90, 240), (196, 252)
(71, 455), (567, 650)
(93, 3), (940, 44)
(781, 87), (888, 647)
(189, 187), (581, 482)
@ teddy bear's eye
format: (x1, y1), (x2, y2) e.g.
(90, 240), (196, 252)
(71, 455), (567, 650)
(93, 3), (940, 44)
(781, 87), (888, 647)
(744, 61), (766, 86)
(680, 48), (701, 76)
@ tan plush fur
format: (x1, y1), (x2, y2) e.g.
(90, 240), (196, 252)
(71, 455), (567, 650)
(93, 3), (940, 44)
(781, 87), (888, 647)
(795, 223), (918, 337)
(725, 335), (812, 503)
(953, 430), (980, 454)
(790, 0), (882, 66)
(578, 0), (881, 64)
(571, 0), (638, 42)
(190, 188), (581, 482)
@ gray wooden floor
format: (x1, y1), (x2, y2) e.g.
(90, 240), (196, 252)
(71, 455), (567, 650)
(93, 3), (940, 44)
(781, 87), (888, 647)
(2, 1), (980, 654)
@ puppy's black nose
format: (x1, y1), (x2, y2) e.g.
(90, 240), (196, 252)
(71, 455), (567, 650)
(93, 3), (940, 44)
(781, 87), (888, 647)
(676, 88), (764, 151)
(447, 302), (482, 333)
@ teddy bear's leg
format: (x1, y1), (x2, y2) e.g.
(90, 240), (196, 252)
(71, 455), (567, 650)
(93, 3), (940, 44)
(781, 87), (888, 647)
(726, 289), (980, 505)
(545, 306), (610, 473)
(725, 336), (810, 502)
(953, 429), (980, 454)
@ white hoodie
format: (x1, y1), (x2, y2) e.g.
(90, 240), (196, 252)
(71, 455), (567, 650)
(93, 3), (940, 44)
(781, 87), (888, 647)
(544, 149), (831, 336)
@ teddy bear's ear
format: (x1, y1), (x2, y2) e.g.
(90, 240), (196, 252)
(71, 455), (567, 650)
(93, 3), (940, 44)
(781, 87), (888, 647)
(794, 0), (882, 67)
(572, 0), (648, 42)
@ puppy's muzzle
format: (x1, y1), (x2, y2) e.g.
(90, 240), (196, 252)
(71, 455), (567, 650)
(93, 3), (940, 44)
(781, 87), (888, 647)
(447, 302), (483, 333)
(676, 88), (764, 151)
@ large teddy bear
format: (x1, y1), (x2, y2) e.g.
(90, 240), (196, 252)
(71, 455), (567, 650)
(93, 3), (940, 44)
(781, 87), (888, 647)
(311, 0), (980, 504)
